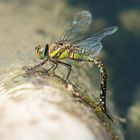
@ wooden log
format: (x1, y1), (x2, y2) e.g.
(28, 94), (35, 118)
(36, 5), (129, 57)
(0, 67), (124, 140)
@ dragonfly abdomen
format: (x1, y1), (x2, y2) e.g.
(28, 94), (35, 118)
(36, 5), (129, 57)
(69, 53), (87, 61)
(68, 48), (90, 61)
(70, 53), (108, 113)
(93, 57), (107, 113)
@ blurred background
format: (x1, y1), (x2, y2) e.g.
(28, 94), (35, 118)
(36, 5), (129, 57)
(0, 0), (139, 139)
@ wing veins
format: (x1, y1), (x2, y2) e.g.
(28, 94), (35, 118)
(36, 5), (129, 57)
(60, 10), (92, 41)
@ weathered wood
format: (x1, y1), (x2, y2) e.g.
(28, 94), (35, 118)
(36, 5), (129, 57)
(0, 67), (124, 140)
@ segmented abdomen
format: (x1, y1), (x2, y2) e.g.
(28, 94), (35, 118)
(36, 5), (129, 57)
(93, 57), (107, 113)
(69, 48), (90, 61)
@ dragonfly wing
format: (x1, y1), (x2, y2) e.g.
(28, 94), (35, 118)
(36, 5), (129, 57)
(60, 10), (92, 41)
(73, 26), (118, 47)
(91, 26), (118, 43)
(72, 26), (118, 57)
(75, 42), (103, 58)
(89, 42), (103, 57)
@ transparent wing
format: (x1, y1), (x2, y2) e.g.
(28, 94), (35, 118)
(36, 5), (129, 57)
(81, 42), (103, 58)
(72, 26), (118, 57)
(60, 10), (92, 41)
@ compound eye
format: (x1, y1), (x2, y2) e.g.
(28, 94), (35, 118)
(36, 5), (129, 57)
(35, 46), (39, 52)
(35, 44), (48, 59)
(39, 46), (44, 53)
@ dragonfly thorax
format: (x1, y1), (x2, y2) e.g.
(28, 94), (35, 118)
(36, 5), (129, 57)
(35, 44), (48, 59)
(49, 42), (71, 50)
(48, 42), (71, 59)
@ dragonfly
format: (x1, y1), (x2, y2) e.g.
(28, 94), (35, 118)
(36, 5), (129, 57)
(33, 10), (118, 119)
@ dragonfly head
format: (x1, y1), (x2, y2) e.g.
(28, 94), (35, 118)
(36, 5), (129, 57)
(35, 44), (48, 59)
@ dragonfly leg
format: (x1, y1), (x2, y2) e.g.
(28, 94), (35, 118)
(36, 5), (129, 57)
(55, 60), (72, 82)
(23, 58), (48, 74)
(93, 57), (112, 120)
(47, 60), (58, 72)
(33, 58), (48, 68)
